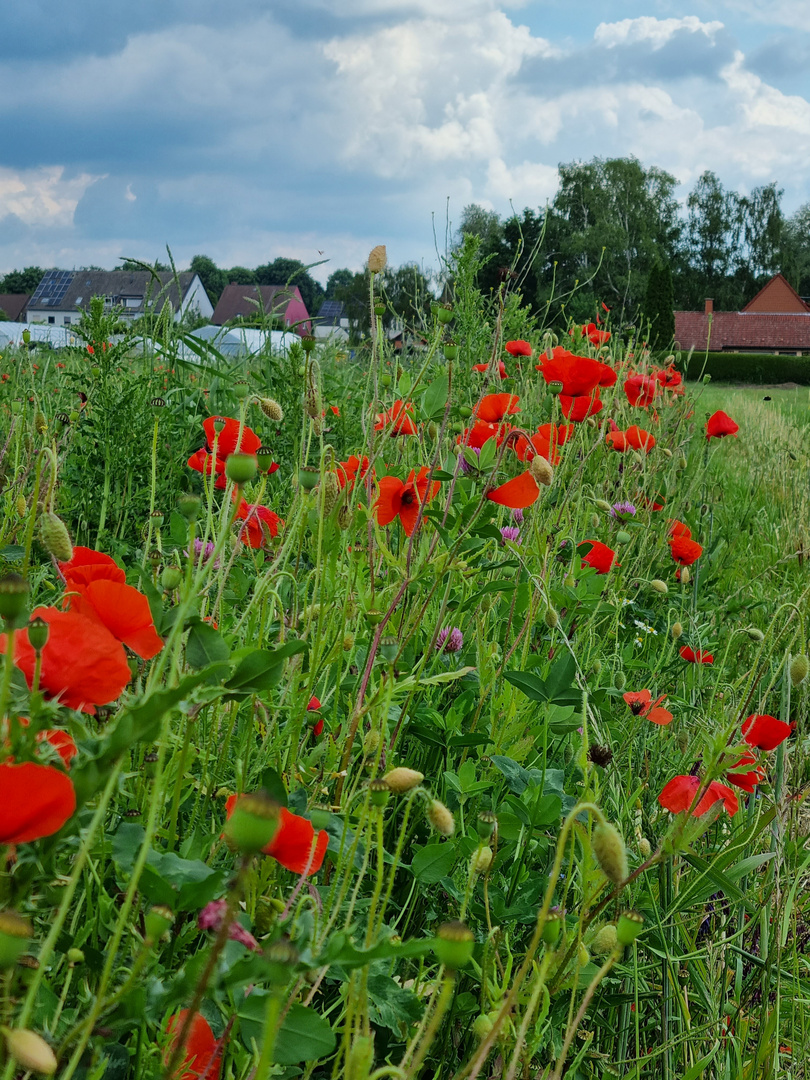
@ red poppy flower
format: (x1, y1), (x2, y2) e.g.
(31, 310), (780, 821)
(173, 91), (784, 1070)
(375, 466), (440, 536)
(486, 471), (540, 509)
(581, 322), (611, 346)
(625, 426), (656, 452)
(165, 1010), (223, 1080)
(539, 353), (605, 397)
(234, 499), (283, 547)
(658, 775), (738, 817)
(679, 646), (713, 664)
(622, 689), (673, 726)
(472, 361), (508, 379)
(66, 579), (164, 660)
(0, 762), (76, 843)
(337, 455), (373, 490)
(742, 714), (791, 751)
(202, 416), (261, 458)
(638, 493), (666, 511)
(307, 695), (324, 737)
(560, 390), (603, 422)
(655, 365), (682, 389)
(473, 393), (520, 423)
(706, 411), (739, 439)
(374, 400), (418, 435)
(667, 520), (692, 540)
(224, 797), (328, 875)
(725, 752), (764, 793)
(457, 420), (509, 449)
(624, 374), (657, 407)
(505, 339), (531, 357)
(59, 547), (126, 588)
(669, 536), (703, 566)
(187, 449), (227, 490)
(5, 717), (79, 770)
(606, 429), (629, 452)
(2, 607), (131, 714)
(579, 540), (618, 574)
(513, 423), (572, 466)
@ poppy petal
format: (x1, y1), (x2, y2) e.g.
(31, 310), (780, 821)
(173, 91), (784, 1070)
(486, 472), (540, 509)
(0, 762), (76, 844)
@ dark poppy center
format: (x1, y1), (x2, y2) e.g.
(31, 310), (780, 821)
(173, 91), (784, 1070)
(401, 491), (415, 506)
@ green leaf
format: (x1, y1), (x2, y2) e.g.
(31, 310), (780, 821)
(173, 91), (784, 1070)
(422, 373), (449, 419)
(410, 843), (456, 884)
(225, 641), (308, 695)
(504, 671), (547, 703)
(316, 932), (433, 971)
(186, 622), (230, 668)
(274, 1003), (336, 1064)
(682, 1043), (720, 1080)
(478, 437), (496, 471)
(367, 974), (423, 1035)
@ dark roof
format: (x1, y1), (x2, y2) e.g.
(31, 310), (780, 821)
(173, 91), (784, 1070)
(28, 270), (199, 315)
(741, 273), (810, 313)
(315, 300), (346, 326)
(211, 284), (306, 325)
(675, 310), (810, 351)
(0, 294), (30, 321)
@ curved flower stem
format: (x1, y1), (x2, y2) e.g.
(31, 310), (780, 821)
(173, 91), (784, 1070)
(550, 950), (621, 1080)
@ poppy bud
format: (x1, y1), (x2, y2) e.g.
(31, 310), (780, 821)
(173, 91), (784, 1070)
(380, 373), (392, 388)
(590, 513), (600, 528)
(0, 574), (29, 622)
(0, 912), (33, 969)
(27, 616), (49, 653)
(161, 567), (183, 591)
(476, 810), (497, 839)
(680, 567), (691, 585)
(143, 905), (174, 945)
(225, 792), (281, 853)
(383, 767), (424, 793)
(471, 845), (493, 875)
(563, 743), (574, 764)
(746, 627), (764, 642)
(178, 493), (201, 521)
(320, 472), (341, 516)
(343, 631), (355, 651)
(2, 1029), (57, 1075)
(225, 453), (257, 486)
(671, 621), (683, 639)
(592, 924), (618, 955)
(650, 579), (668, 595)
(368, 245), (387, 274)
(541, 906), (562, 945)
(39, 512), (73, 563)
(613, 671), (626, 690)
(661, 448), (672, 458)
(67, 948), (84, 964)
(16, 495), (27, 517)
(427, 799), (455, 837)
(458, 405), (472, 419)
(638, 837), (652, 859)
(362, 730), (381, 760)
(433, 921), (474, 969)
(35, 411), (47, 436)
(305, 383), (321, 420)
(577, 942), (590, 966)
(529, 456), (553, 486)
(592, 820), (628, 885)
(368, 779), (391, 807)
(472, 1013), (496, 1042)
(616, 910), (644, 946)
(298, 466), (320, 491)
(594, 499), (612, 512)
(544, 606), (559, 629)
(337, 503), (353, 531)
(426, 421), (439, 440)
(790, 654), (809, 686)
(590, 659), (602, 676)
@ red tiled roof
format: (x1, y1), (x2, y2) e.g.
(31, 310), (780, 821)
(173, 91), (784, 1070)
(0, 294), (30, 321)
(742, 273), (810, 313)
(675, 310), (810, 352)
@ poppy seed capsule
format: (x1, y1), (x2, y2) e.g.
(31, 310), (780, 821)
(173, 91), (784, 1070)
(790, 654), (809, 686)
(2, 1029), (57, 1075)
(225, 792), (281, 853)
(178, 493), (201, 521)
(161, 567), (183, 591)
(383, 767), (424, 793)
(39, 512), (73, 563)
(529, 455), (554, 486)
(433, 921), (474, 969)
(143, 905), (174, 945)
(27, 617), (49, 653)
(258, 397), (284, 422)
(477, 810), (497, 839)
(428, 799), (455, 837)
(368, 779), (391, 807)
(592, 820), (628, 885)
(616, 910), (644, 946)
(256, 446), (275, 472)
(225, 453), (257, 485)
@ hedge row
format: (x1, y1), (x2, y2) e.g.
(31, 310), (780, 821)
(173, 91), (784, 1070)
(681, 351), (810, 385)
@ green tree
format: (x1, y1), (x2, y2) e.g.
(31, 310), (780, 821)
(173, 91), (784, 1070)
(224, 266), (256, 285)
(680, 172), (743, 308)
(642, 261), (675, 349)
(0, 266), (43, 294)
(116, 258), (170, 272)
(254, 258), (325, 315)
(454, 205), (507, 297)
(189, 255), (226, 306)
(326, 269), (355, 299)
(782, 203), (810, 299)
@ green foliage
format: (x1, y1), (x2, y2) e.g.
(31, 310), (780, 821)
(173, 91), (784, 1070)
(683, 350), (810, 384)
(642, 260), (675, 348)
(0, 266), (43, 294)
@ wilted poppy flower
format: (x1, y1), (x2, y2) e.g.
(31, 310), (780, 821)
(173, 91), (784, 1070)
(165, 1010), (223, 1080)
(622, 689), (673, 726)
(539, 353), (605, 397)
(486, 471), (541, 510)
(742, 714), (791, 751)
(337, 455), (373, 490)
(457, 419), (509, 450)
(2, 607), (131, 714)
(234, 499), (282, 547)
(560, 390), (603, 422)
(679, 645), (713, 664)
(667, 520), (692, 540)
(579, 540), (618, 574)
(472, 360), (508, 379)
(59, 547), (126, 588)
(658, 774), (738, 817)
(624, 374), (657, 407)
(473, 393), (520, 423)
(0, 761), (76, 843)
(66, 579), (163, 660)
(669, 536), (703, 566)
(375, 466), (440, 536)
(203, 416), (260, 458)
(706, 411), (739, 439)
(505, 339), (532, 357)
(725, 752), (764, 793)
(225, 797), (328, 875)
(374, 400), (417, 435)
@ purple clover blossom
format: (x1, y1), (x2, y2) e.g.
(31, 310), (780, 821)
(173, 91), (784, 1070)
(459, 447), (481, 474)
(500, 526), (521, 545)
(512, 508), (524, 524)
(610, 501), (637, 521)
(198, 899), (260, 952)
(184, 537), (220, 569)
(437, 627), (464, 653)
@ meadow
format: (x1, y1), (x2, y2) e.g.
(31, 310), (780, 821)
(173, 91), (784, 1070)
(0, 246), (808, 1080)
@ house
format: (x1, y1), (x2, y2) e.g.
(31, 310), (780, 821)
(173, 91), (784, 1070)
(211, 284), (311, 334)
(313, 300), (350, 343)
(675, 274), (810, 354)
(0, 294), (30, 322)
(26, 270), (214, 327)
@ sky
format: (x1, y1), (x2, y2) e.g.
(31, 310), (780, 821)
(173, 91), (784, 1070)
(1, 0), (809, 286)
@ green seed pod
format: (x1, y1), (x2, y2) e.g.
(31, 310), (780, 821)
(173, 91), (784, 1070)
(547, 380), (564, 395)
(433, 921), (474, 969)
(443, 342), (459, 361)
(298, 466), (320, 491)
(790, 654), (809, 686)
(613, 670), (626, 690)
(2, 1028), (57, 1075)
(541, 907), (562, 945)
(592, 820), (628, 885)
(177, 493), (201, 521)
(161, 567), (183, 591)
(224, 792), (281, 853)
(39, 512), (73, 563)
(591, 924), (618, 955)
(225, 453), (258, 485)
(256, 446), (275, 472)
(27, 617), (49, 653)
(437, 305), (454, 325)
(616, 911), (644, 946)
(379, 635), (398, 663)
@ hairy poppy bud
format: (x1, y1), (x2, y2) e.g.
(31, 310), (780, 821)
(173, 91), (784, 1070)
(362, 730), (381, 760)
(471, 846), (493, 875)
(472, 1013), (496, 1042)
(0, 912), (33, 969)
(544, 606), (559, 629)
(594, 499), (612, 512)
(590, 659), (602, 676)
(638, 837), (652, 859)
(650, 579), (668, 595)
(35, 412), (47, 436)
(347, 1035), (375, 1078)
(383, 767), (424, 793)
(615, 529), (631, 545)
(613, 671), (626, 690)
(39, 512), (73, 563)
(27, 616), (49, 653)
(790, 654), (809, 686)
(592, 924), (618, 955)
(320, 472), (341, 516)
(368, 779), (391, 807)
(590, 513), (600, 528)
(592, 820), (628, 885)
(661, 447), (672, 458)
(257, 397), (283, 423)
(427, 799), (455, 837)
(368, 245), (387, 274)
(15, 495), (27, 517)
(529, 456), (553, 487)
(225, 792), (280, 853)
(433, 921), (474, 969)
(746, 627), (764, 642)
(616, 911), (644, 946)
(680, 567), (691, 585)
(2, 1028), (57, 1075)
(0, 574), (29, 622)
(671, 621), (683, 639)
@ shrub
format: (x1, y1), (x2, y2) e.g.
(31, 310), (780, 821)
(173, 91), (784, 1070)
(682, 350), (810, 384)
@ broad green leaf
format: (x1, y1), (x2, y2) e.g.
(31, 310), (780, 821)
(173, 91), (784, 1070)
(422, 372), (449, 419)
(186, 622), (230, 668)
(410, 843), (456, 884)
(225, 641), (308, 695)
(274, 1003), (336, 1064)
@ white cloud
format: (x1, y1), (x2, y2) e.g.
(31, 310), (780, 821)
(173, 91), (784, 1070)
(718, 0), (810, 31)
(594, 16), (725, 50)
(721, 51), (810, 135)
(0, 166), (102, 226)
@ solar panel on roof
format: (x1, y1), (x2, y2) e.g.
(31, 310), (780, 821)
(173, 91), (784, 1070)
(31, 270), (74, 307)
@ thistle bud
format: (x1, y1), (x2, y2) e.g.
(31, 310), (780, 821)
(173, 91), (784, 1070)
(529, 456), (553, 487)
(591, 924), (618, 955)
(471, 846), (493, 875)
(616, 911), (644, 946)
(224, 792), (281, 853)
(383, 767), (424, 793)
(790, 654), (809, 686)
(541, 907), (562, 945)
(592, 820), (628, 885)
(0, 912), (33, 969)
(39, 512), (73, 563)
(433, 921), (474, 969)
(2, 1028), (57, 1075)
(368, 245), (387, 274)
(680, 567), (691, 585)
(650, 579), (668, 595)
(671, 621), (683, 639)
(427, 799), (455, 837)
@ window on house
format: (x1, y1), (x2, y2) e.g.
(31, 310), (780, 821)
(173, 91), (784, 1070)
(64, 317), (71, 326)
(48, 316), (55, 324)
